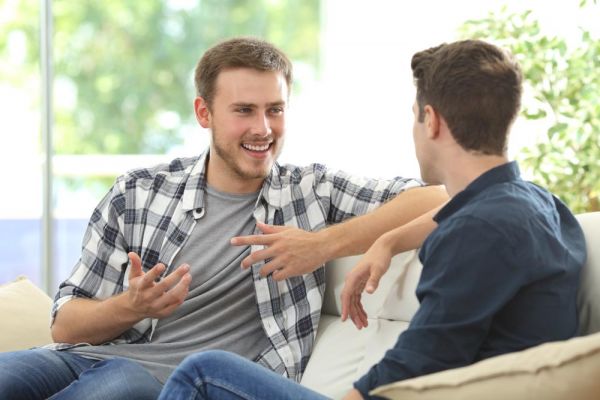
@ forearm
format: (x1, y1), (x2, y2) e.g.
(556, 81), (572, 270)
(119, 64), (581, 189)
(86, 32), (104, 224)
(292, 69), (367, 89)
(376, 205), (442, 255)
(319, 185), (447, 260)
(51, 293), (143, 345)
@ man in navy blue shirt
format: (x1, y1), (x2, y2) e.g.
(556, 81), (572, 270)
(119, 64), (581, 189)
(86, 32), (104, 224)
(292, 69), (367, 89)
(156, 40), (586, 400)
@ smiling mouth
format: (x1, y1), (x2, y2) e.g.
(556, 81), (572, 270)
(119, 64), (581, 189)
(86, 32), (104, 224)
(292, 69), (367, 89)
(242, 143), (272, 152)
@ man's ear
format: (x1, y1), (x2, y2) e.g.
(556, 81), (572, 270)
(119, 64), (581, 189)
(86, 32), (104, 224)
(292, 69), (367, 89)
(194, 97), (211, 128)
(424, 105), (440, 140)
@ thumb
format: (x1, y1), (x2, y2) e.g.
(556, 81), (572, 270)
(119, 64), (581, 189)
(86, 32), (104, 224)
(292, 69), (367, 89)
(256, 221), (289, 234)
(128, 252), (143, 279)
(365, 268), (383, 294)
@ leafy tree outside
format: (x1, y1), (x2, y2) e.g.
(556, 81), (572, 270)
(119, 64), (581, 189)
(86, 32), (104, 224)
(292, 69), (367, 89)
(1, 0), (321, 195)
(459, 5), (600, 212)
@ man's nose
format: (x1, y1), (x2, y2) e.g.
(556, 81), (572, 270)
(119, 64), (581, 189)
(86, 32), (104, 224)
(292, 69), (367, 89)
(251, 113), (272, 136)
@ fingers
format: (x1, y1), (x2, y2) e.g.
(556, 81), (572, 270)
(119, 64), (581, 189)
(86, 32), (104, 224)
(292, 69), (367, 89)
(349, 292), (369, 329)
(154, 264), (190, 293)
(271, 268), (289, 281)
(255, 221), (289, 234)
(341, 289), (350, 322)
(341, 263), (374, 328)
(241, 248), (276, 269)
(231, 233), (275, 247)
(230, 222), (289, 246)
(365, 267), (384, 294)
(152, 271), (192, 312)
(258, 258), (281, 277)
(128, 252), (143, 279)
(342, 289), (368, 329)
(141, 263), (167, 288)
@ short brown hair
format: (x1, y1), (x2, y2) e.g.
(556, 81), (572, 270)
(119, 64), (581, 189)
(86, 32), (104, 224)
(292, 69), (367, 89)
(194, 37), (293, 107)
(411, 40), (522, 155)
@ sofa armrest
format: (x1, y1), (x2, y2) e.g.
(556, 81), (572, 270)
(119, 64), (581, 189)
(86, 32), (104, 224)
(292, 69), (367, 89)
(372, 332), (600, 400)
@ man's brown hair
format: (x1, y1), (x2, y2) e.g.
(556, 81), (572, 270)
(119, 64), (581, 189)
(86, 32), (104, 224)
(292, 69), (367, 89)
(194, 37), (293, 108)
(411, 40), (522, 155)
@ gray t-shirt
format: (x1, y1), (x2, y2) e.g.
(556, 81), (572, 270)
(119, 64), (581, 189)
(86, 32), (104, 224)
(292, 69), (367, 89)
(68, 185), (272, 383)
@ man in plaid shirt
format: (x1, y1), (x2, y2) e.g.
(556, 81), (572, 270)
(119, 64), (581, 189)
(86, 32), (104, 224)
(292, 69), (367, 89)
(0, 37), (446, 399)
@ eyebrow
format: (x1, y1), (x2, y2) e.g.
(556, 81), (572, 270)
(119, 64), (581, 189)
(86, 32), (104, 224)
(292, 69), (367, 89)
(230, 101), (286, 108)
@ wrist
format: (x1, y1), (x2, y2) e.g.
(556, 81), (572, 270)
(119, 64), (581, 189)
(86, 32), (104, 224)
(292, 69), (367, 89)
(315, 227), (343, 263)
(111, 292), (146, 325)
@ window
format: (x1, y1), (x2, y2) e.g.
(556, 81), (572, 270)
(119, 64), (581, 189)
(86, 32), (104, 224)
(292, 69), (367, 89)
(1, 0), (597, 292)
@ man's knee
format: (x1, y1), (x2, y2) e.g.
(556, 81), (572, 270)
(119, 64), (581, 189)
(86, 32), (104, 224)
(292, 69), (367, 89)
(183, 349), (239, 366)
(181, 350), (242, 373)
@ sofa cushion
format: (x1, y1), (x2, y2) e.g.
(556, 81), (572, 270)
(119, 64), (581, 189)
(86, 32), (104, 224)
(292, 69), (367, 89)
(302, 250), (422, 397)
(0, 276), (53, 352)
(321, 249), (422, 321)
(371, 331), (600, 400)
(301, 314), (409, 398)
(576, 212), (600, 335)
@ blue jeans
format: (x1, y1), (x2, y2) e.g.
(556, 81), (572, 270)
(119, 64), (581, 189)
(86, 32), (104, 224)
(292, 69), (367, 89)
(159, 350), (330, 400)
(0, 348), (163, 400)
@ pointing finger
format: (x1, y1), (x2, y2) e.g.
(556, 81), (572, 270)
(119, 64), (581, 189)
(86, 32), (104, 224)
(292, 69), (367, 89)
(230, 233), (275, 247)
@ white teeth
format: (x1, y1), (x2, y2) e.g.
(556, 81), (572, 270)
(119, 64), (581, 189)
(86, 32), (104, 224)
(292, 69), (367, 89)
(243, 143), (270, 152)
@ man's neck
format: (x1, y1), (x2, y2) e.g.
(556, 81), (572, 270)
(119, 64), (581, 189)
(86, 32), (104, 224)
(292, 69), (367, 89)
(442, 155), (509, 197)
(205, 160), (265, 194)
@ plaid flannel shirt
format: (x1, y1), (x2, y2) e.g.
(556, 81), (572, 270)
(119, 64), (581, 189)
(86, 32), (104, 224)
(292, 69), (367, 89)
(50, 151), (421, 381)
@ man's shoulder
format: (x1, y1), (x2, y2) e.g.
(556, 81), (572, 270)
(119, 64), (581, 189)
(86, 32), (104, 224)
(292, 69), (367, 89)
(442, 180), (561, 242)
(468, 180), (554, 219)
(119, 156), (201, 186)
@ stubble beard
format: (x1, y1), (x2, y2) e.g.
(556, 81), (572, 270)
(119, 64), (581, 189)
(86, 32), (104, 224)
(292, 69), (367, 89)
(211, 128), (282, 181)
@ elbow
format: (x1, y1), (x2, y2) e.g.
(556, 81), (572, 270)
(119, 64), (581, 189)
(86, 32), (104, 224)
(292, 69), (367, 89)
(51, 315), (73, 344)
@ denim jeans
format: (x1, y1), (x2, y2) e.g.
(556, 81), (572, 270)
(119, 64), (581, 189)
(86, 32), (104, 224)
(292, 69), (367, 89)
(0, 348), (163, 400)
(158, 350), (330, 400)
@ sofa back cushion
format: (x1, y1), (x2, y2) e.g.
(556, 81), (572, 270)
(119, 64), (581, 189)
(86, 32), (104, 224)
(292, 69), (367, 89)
(322, 249), (422, 321)
(0, 276), (53, 352)
(302, 250), (423, 397)
(576, 211), (600, 335)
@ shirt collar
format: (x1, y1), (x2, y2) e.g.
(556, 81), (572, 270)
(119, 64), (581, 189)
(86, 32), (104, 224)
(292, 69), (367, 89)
(181, 149), (283, 213)
(434, 161), (521, 223)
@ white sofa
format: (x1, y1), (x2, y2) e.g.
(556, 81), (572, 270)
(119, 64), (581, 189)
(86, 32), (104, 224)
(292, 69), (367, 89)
(2, 212), (600, 399)
(301, 211), (600, 399)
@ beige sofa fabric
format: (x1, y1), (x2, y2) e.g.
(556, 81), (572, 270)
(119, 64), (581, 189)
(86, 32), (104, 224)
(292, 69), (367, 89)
(372, 332), (600, 400)
(576, 211), (600, 335)
(0, 276), (53, 352)
(301, 251), (421, 398)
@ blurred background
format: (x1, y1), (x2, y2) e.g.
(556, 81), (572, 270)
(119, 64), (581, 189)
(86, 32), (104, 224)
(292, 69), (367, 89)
(1, 0), (599, 293)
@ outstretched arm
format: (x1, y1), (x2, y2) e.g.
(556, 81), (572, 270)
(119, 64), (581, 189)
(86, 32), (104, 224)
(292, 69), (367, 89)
(231, 185), (448, 280)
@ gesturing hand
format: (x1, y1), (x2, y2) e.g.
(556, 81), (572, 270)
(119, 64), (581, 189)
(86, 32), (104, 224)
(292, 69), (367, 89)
(126, 252), (191, 320)
(231, 222), (328, 281)
(340, 237), (393, 329)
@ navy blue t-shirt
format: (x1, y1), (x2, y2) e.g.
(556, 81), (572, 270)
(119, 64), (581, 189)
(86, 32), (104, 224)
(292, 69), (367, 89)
(354, 161), (586, 398)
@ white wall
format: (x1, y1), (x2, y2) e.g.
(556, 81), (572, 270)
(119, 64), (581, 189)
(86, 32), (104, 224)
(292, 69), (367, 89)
(280, 0), (599, 181)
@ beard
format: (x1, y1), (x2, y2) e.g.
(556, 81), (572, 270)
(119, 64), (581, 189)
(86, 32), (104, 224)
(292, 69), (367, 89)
(211, 126), (283, 181)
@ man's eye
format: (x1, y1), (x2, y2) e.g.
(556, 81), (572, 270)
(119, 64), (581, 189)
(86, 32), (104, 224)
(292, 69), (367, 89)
(270, 107), (284, 114)
(237, 108), (252, 114)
